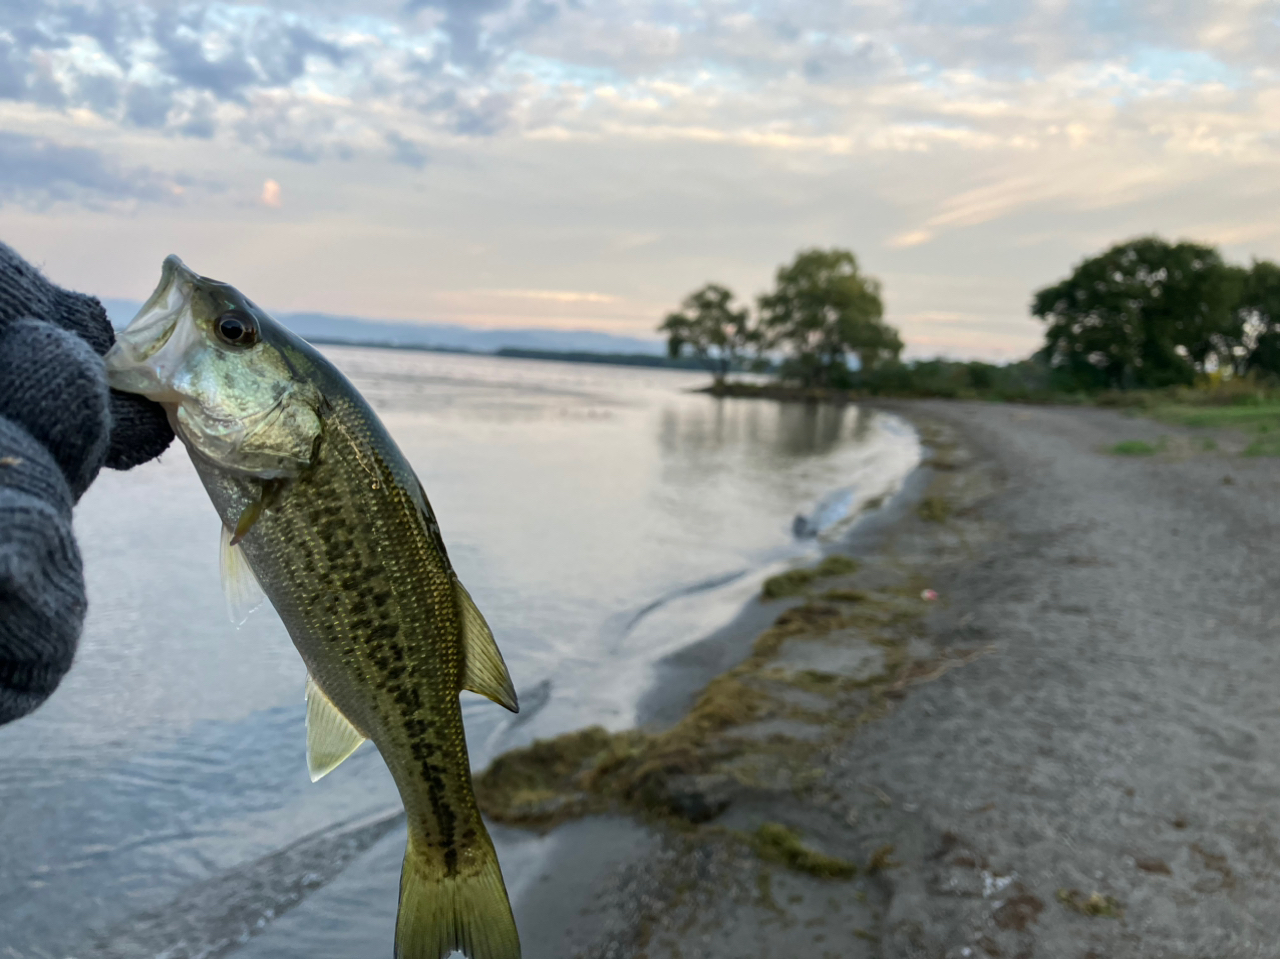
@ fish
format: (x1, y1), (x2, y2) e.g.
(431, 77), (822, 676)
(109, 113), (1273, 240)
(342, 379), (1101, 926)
(104, 256), (521, 959)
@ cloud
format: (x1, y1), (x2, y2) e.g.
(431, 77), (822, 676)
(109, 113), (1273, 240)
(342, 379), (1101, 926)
(488, 289), (619, 303)
(2, 0), (1276, 174)
(385, 131), (428, 168)
(403, 0), (517, 69)
(260, 178), (282, 207)
(0, 131), (181, 208)
(887, 230), (933, 249)
(8, 0), (1280, 362)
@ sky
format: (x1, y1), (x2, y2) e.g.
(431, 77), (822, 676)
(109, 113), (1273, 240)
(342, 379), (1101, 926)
(2, 0), (1279, 360)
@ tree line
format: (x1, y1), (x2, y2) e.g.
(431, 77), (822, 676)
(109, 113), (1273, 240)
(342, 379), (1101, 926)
(661, 238), (1280, 396)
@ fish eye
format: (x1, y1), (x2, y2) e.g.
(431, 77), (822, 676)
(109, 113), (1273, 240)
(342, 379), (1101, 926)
(215, 309), (259, 348)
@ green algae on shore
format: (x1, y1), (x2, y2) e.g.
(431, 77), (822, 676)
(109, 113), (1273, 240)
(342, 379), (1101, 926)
(916, 495), (952, 521)
(865, 843), (899, 874)
(476, 587), (947, 831)
(1056, 888), (1123, 918)
(761, 555), (860, 599)
(751, 823), (857, 879)
(472, 410), (1003, 949)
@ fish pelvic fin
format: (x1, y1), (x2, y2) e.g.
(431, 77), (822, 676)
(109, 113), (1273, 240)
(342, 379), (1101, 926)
(395, 831), (520, 959)
(305, 674), (366, 782)
(455, 580), (518, 713)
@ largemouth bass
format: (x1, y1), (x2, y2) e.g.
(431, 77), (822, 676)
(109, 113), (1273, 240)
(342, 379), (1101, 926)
(104, 256), (521, 959)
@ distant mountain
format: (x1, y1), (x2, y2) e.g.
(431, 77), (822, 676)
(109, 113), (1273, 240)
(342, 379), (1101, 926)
(100, 300), (666, 356)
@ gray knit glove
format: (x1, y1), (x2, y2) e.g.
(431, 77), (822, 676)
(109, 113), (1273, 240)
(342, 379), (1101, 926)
(0, 243), (174, 724)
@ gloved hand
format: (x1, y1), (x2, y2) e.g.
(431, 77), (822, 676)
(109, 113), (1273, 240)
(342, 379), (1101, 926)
(0, 242), (174, 724)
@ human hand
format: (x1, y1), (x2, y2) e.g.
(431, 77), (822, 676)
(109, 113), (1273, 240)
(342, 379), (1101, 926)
(0, 243), (174, 724)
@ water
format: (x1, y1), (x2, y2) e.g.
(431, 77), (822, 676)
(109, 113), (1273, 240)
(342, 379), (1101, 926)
(0, 348), (919, 957)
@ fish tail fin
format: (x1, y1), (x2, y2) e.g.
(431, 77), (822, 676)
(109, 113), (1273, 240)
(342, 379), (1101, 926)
(395, 831), (520, 959)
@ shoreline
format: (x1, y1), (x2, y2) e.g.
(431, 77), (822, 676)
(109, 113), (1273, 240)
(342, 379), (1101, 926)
(493, 398), (1280, 958)
(634, 457), (936, 733)
(489, 402), (990, 957)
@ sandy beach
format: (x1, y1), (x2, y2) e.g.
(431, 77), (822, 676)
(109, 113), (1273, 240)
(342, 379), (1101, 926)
(491, 400), (1280, 959)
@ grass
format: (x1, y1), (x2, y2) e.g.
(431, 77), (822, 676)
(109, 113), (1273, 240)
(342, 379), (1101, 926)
(1244, 436), (1280, 457)
(1150, 401), (1280, 430)
(751, 823), (857, 879)
(1108, 439), (1161, 456)
(1145, 396), (1280, 457)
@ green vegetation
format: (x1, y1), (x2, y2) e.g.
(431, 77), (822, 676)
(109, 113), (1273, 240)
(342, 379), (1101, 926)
(658, 284), (758, 385)
(865, 843), (899, 874)
(1108, 440), (1161, 456)
(761, 555), (860, 599)
(822, 587), (866, 603)
(493, 347), (733, 371)
(472, 726), (619, 825)
(916, 495), (952, 521)
(1244, 437), (1280, 457)
(757, 249), (902, 388)
(471, 423), (993, 892)
(1132, 391), (1280, 455)
(1034, 237), (1242, 390)
(1025, 238), (1280, 393)
(752, 823), (857, 879)
(1150, 400), (1280, 430)
(473, 583), (928, 832)
(659, 236), (1280, 403)
(659, 247), (902, 390)
(1056, 888), (1123, 918)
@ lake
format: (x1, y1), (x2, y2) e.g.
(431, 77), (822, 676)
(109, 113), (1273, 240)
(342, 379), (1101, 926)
(0, 348), (919, 957)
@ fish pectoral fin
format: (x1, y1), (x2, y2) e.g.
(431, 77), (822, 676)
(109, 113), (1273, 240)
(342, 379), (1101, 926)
(305, 674), (367, 782)
(230, 478), (290, 546)
(456, 580), (519, 713)
(219, 523), (266, 626)
(229, 498), (262, 546)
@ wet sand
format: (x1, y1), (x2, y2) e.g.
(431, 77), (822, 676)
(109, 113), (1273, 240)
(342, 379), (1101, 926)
(511, 400), (1280, 959)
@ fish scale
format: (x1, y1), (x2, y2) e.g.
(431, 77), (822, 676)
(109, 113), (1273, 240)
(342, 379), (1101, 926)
(106, 254), (521, 959)
(194, 366), (484, 879)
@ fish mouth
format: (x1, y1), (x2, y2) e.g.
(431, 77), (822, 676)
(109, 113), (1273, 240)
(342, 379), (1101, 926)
(105, 255), (201, 403)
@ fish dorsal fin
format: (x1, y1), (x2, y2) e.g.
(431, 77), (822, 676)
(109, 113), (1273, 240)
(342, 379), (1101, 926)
(305, 674), (367, 782)
(219, 523), (265, 626)
(456, 580), (519, 713)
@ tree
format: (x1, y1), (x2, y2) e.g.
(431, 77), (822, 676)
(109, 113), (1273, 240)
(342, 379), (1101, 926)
(757, 248), (901, 388)
(1032, 237), (1242, 390)
(1240, 260), (1280, 378)
(658, 284), (754, 385)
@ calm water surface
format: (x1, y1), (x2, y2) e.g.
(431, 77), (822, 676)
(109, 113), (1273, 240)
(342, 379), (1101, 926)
(0, 348), (919, 957)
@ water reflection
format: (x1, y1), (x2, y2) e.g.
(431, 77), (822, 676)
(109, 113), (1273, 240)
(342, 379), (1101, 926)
(658, 397), (865, 462)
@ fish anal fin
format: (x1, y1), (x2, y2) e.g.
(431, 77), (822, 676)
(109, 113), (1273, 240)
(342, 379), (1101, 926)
(305, 674), (367, 782)
(456, 581), (518, 713)
(219, 523), (266, 626)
